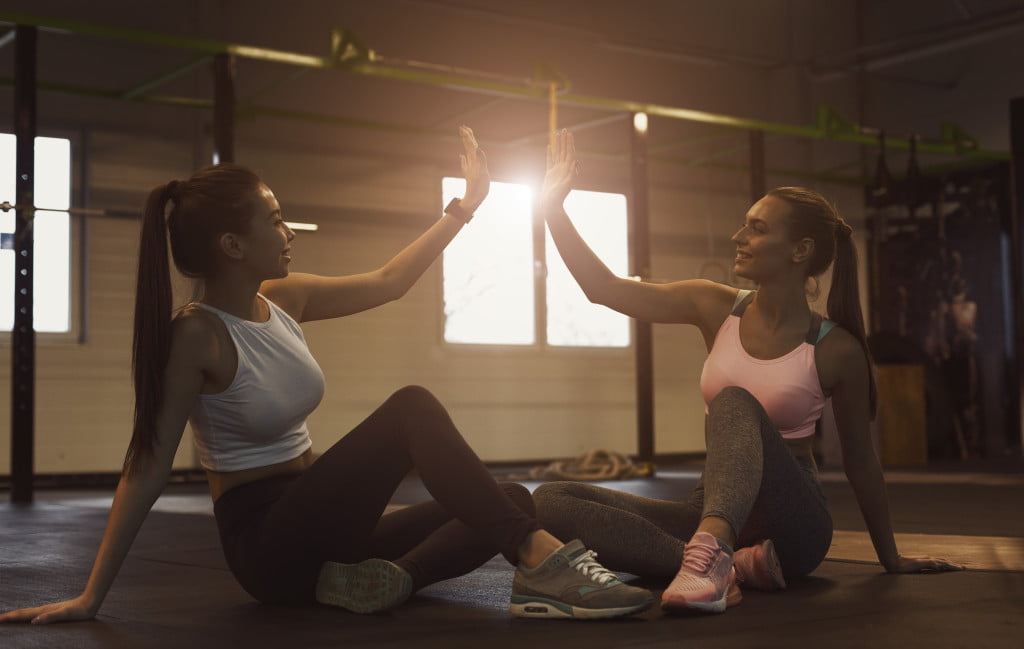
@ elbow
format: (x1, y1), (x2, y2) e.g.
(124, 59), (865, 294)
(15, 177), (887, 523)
(385, 283), (410, 303)
(579, 275), (620, 307)
(581, 285), (609, 307)
(377, 268), (412, 303)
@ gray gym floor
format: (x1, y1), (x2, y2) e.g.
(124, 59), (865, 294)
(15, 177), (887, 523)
(2, 463), (1022, 649)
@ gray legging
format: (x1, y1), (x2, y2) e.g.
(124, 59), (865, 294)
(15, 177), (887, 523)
(534, 386), (833, 581)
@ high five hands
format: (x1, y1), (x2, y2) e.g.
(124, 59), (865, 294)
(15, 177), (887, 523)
(541, 129), (579, 212)
(458, 125), (490, 214)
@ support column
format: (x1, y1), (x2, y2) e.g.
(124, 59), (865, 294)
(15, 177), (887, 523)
(1009, 97), (1024, 452)
(631, 113), (654, 465)
(749, 129), (766, 202)
(212, 53), (236, 164)
(11, 25), (37, 504)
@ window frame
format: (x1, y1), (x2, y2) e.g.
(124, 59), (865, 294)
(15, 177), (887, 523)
(438, 176), (633, 353)
(0, 130), (82, 345)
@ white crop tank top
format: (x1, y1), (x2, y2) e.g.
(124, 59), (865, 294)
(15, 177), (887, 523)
(189, 295), (325, 472)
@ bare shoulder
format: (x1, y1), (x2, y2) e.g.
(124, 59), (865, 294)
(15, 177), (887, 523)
(664, 278), (737, 315)
(816, 324), (869, 393)
(679, 279), (739, 306)
(259, 274), (308, 322)
(169, 306), (223, 364)
(669, 279), (740, 340)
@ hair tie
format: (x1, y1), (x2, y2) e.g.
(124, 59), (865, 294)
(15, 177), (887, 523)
(164, 180), (181, 204)
(836, 218), (853, 240)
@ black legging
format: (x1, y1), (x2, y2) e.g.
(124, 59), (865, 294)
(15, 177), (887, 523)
(213, 385), (540, 604)
(534, 386), (833, 581)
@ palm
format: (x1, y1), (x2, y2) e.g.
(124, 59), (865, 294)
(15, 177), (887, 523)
(458, 125), (490, 212)
(541, 129), (578, 209)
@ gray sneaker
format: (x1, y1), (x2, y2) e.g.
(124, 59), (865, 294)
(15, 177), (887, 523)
(510, 539), (654, 619)
(315, 558), (412, 614)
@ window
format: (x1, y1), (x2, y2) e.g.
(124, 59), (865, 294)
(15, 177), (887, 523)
(442, 178), (629, 348)
(0, 135), (71, 333)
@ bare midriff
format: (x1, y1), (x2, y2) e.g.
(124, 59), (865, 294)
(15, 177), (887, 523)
(207, 448), (315, 503)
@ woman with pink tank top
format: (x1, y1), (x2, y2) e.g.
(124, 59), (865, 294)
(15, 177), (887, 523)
(533, 129), (963, 615)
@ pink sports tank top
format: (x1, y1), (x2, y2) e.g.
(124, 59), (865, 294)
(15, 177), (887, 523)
(700, 290), (833, 439)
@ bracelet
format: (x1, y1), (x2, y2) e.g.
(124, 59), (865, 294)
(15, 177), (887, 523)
(444, 197), (474, 224)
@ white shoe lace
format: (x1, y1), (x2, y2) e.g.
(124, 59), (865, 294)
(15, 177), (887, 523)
(569, 550), (618, 585)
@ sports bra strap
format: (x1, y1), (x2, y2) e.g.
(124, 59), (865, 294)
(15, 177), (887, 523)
(805, 313), (823, 345)
(733, 289), (832, 346)
(731, 289), (755, 316)
(817, 319), (836, 344)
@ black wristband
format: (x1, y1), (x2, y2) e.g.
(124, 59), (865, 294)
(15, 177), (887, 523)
(444, 197), (474, 224)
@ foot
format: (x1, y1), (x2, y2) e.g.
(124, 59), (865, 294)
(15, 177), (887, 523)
(511, 539), (655, 619)
(733, 539), (786, 591)
(661, 531), (741, 614)
(315, 558), (413, 614)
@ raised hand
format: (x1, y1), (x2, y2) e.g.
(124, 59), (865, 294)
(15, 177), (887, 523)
(541, 129), (579, 212)
(888, 554), (965, 574)
(0, 596), (97, 625)
(458, 125), (490, 213)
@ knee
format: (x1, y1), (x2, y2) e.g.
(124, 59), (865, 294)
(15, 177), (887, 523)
(390, 384), (437, 404)
(387, 385), (446, 415)
(499, 482), (536, 517)
(708, 386), (762, 420)
(533, 481), (583, 526)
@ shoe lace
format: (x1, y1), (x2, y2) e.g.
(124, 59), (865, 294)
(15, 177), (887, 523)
(682, 541), (717, 573)
(569, 550), (618, 585)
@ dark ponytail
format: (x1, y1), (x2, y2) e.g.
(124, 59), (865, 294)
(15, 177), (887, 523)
(124, 164), (263, 476)
(768, 187), (878, 418)
(125, 182), (177, 476)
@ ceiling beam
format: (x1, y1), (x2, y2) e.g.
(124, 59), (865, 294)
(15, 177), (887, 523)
(0, 10), (1009, 162)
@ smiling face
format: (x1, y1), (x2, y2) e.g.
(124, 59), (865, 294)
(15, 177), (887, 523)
(232, 183), (295, 280)
(731, 195), (805, 283)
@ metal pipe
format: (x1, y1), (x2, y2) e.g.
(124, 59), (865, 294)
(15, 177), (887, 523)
(121, 54), (212, 99)
(11, 24), (36, 505)
(749, 130), (766, 203)
(810, 7), (1024, 81)
(630, 113), (654, 466)
(0, 11), (1006, 160)
(1009, 96), (1024, 453)
(212, 53), (236, 164)
(0, 201), (137, 217)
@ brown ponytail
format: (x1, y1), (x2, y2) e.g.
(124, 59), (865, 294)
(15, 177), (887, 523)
(124, 164), (263, 476)
(768, 187), (878, 418)
(124, 183), (177, 476)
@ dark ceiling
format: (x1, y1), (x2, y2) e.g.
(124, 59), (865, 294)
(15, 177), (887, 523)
(1, 0), (1023, 189)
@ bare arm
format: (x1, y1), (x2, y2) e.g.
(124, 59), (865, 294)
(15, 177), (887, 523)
(540, 129), (734, 341)
(262, 125), (490, 323)
(821, 330), (963, 574)
(0, 315), (207, 624)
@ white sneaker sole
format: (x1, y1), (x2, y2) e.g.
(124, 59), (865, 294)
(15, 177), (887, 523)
(510, 596), (654, 619)
(661, 580), (742, 614)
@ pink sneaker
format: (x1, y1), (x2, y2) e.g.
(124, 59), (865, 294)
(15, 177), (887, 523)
(661, 532), (742, 614)
(733, 539), (786, 591)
